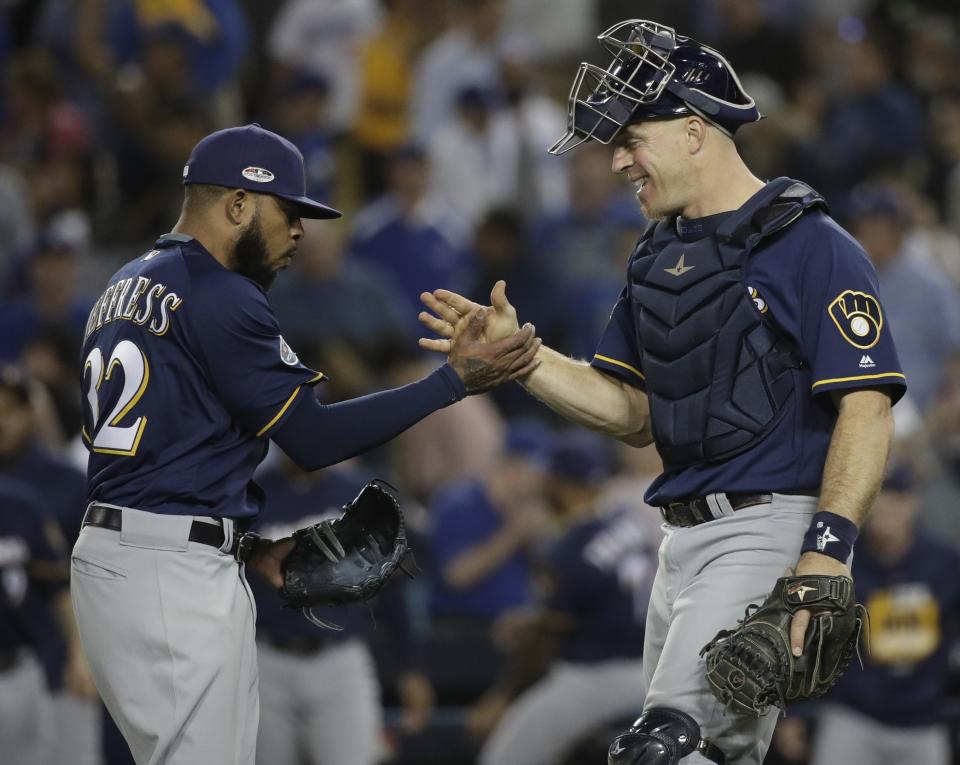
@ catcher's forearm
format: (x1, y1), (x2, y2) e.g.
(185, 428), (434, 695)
(519, 346), (652, 443)
(817, 389), (894, 528)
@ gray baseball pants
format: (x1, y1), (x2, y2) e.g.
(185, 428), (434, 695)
(256, 638), (383, 765)
(643, 493), (817, 764)
(810, 704), (949, 765)
(51, 692), (101, 765)
(479, 657), (645, 765)
(70, 507), (258, 765)
(0, 652), (54, 765)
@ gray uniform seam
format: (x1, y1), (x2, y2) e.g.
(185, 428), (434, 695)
(153, 548), (181, 761)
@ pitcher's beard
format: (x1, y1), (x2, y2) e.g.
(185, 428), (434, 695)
(234, 214), (277, 290)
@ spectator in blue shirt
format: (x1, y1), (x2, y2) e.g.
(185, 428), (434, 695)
(815, 32), (925, 199)
(261, 70), (337, 205)
(0, 231), (91, 363)
(427, 420), (552, 622)
(847, 184), (960, 410)
(527, 141), (646, 359)
(270, 218), (413, 399)
(96, 0), (249, 97)
(348, 144), (472, 334)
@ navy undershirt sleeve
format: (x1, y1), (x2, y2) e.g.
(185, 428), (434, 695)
(272, 364), (467, 470)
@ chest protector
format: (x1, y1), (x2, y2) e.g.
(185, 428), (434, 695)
(629, 177), (826, 471)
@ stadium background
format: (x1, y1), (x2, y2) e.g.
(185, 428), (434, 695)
(2, 0), (960, 763)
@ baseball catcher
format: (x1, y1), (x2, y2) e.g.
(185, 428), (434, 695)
(278, 479), (409, 629)
(701, 575), (866, 717)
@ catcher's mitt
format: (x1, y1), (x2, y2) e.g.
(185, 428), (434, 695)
(279, 479), (409, 625)
(700, 575), (865, 717)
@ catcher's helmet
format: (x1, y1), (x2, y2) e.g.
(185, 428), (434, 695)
(549, 20), (760, 155)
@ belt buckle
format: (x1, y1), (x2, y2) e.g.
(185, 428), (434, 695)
(665, 501), (692, 527)
(235, 531), (261, 563)
(688, 498), (710, 525)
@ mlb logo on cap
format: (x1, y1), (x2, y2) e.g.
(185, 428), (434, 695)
(182, 123), (341, 220)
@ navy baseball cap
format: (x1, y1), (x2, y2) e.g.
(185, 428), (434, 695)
(182, 123), (342, 219)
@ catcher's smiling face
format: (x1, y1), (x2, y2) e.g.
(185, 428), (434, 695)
(611, 118), (701, 219)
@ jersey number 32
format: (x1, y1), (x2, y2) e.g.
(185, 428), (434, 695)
(82, 339), (150, 456)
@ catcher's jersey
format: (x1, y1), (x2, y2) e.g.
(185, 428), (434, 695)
(593, 207), (905, 504)
(80, 234), (323, 519)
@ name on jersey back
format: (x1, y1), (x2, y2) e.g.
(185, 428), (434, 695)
(83, 276), (183, 341)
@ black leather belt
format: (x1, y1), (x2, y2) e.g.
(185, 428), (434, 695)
(660, 493), (773, 527)
(83, 504), (231, 551)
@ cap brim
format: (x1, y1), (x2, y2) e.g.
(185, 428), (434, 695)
(276, 193), (342, 220)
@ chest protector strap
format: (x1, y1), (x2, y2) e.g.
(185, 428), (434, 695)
(629, 178), (826, 471)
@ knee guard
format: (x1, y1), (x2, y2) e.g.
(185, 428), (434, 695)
(607, 708), (725, 765)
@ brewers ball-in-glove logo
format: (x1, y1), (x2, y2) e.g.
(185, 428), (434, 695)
(828, 290), (883, 350)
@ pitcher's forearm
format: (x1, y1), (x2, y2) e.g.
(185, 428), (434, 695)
(519, 346), (651, 442)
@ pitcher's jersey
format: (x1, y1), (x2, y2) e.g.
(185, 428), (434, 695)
(80, 234), (324, 519)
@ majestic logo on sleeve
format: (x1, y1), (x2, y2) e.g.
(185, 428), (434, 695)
(279, 335), (299, 366)
(827, 290), (883, 349)
(664, 253), (695, 277)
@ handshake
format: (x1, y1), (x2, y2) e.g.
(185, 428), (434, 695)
(419, 280), (540, 395)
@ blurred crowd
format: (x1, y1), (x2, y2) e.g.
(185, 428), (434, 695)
(2, 0), (960, 764)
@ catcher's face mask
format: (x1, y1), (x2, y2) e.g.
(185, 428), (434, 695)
(549, 19), (761, 155)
